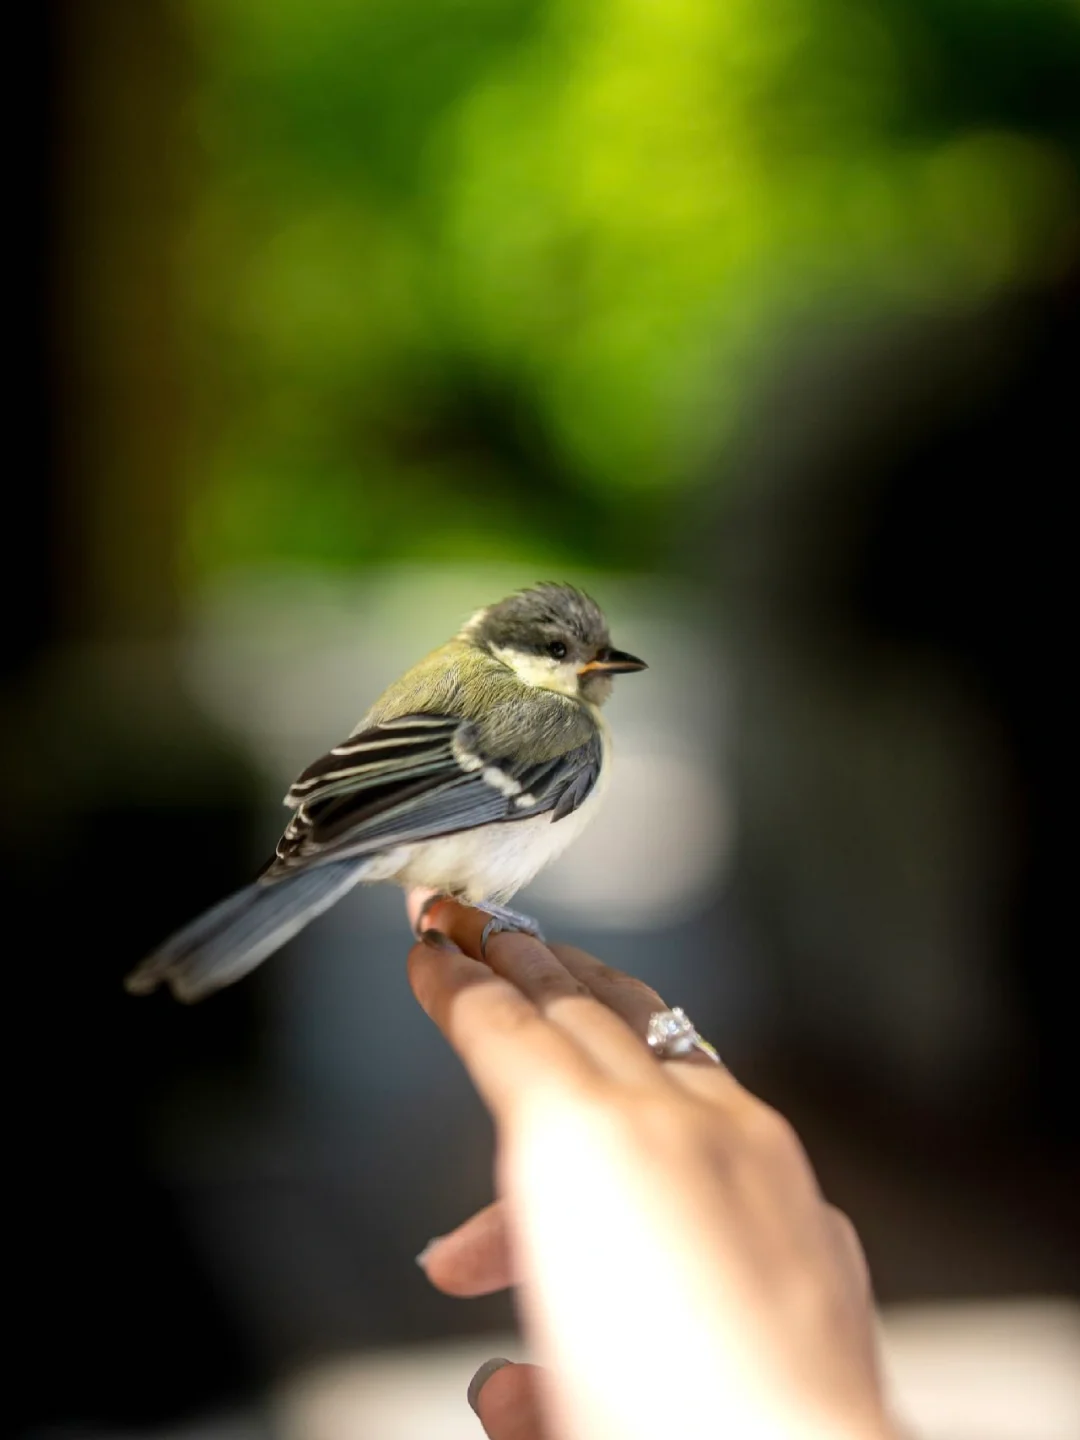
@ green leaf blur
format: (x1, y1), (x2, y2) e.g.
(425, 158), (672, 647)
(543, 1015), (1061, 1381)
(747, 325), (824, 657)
(182, 0), (1080, 577)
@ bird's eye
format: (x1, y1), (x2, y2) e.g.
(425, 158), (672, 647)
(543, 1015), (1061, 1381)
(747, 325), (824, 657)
(547, 640), (568, 660)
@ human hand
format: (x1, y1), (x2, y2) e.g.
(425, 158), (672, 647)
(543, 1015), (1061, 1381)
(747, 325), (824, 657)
(407, 894), (896, 1440)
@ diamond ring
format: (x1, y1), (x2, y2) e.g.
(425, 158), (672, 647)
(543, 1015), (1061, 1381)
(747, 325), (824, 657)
(645, 1007), (721, 1064)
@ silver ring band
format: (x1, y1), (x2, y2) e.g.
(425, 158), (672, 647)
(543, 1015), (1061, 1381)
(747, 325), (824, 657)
(646, 1007), (721, 1064)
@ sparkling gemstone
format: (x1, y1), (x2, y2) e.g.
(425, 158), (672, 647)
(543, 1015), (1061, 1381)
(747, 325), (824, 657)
(646, 1007), (695, 1054)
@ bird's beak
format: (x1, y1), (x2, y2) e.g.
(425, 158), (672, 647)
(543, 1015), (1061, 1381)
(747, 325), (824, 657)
(578, 646), (648, 675)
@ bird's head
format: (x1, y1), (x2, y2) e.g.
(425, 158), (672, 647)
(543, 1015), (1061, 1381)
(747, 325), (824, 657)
(462, 583), (647, 705)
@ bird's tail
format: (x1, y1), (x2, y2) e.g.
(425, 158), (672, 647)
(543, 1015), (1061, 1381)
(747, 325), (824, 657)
(125, 860), (365, 1003)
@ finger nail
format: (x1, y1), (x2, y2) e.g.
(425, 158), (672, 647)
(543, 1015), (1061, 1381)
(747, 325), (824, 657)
(421, 928), (459, 952)
(468, 1357), (512, 1415)
(415, 1236), (445, 1268)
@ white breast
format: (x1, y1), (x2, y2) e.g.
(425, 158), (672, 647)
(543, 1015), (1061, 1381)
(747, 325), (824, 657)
(364, 713), (612, 904)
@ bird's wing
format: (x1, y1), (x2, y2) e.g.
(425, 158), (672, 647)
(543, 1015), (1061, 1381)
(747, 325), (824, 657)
(264, 710), (602, 877)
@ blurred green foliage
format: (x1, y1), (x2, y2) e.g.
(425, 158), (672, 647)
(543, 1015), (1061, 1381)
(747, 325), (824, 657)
(182, 0), (1080, 577)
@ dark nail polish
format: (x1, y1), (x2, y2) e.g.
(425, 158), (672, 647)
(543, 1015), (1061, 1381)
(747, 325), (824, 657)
(468, 1357), (512, 1414)
(421, 928), (459, 952)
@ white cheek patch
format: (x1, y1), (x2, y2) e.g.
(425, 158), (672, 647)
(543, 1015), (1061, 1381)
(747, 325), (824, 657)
(491, 646), (581, 697)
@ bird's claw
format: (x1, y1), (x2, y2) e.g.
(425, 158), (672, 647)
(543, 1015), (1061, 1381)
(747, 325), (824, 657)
(479, 908), (545, 961)
(479, 918), (506, 960)
(414, 893), (544, 957)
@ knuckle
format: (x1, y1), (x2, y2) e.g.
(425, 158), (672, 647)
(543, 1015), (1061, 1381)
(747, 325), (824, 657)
(578, 1085), (676, 1152)
(484, 991), (541, 1040)
(742, 1101), (805, 1163)
(826, 1204), (871, 1278)
(609, 969), (663, 1005)
(531, 972), (593, 1007)
(633, 1090), (710, 1163)
(826, 1203), (857, 1243)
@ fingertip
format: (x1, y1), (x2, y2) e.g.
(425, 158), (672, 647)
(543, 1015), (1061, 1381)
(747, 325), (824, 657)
(468, 1359), (547, 1439)
(414, 1201), (513, 1297)
(407, 890), (471, 939)
(420, 928), (460, 953)
(414, 1235), (445, 1269)
(405, 887), (439, 932)
(467, 1357), (512, 1415)
(408, 894), (489, 958)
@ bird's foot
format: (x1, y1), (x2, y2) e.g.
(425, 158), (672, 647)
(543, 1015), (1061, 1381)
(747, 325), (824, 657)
(412, 893), (544, 957)
(473, 900), (545, 960)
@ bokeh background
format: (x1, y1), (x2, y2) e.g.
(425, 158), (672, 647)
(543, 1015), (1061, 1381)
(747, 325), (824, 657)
(11, 1), (1080, 1436)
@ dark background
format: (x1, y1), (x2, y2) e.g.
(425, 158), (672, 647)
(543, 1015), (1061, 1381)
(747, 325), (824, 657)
(10, 2), (1079, 1434)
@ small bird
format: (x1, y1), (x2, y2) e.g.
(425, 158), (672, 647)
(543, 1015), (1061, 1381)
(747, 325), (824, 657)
(126, 583), (646, 1002)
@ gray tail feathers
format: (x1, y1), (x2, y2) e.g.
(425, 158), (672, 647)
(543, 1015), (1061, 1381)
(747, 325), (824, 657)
(125, 860), (365, 1003)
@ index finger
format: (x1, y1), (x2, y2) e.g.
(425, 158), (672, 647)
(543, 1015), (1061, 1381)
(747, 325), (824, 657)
(407, 934), (601, 1118)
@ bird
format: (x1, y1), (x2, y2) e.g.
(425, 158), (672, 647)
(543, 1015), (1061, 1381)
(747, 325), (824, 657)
(125, 582), (647, 1002)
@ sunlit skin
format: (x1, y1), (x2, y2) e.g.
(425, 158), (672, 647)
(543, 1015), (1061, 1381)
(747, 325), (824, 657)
(405, 892), (900, 1440)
